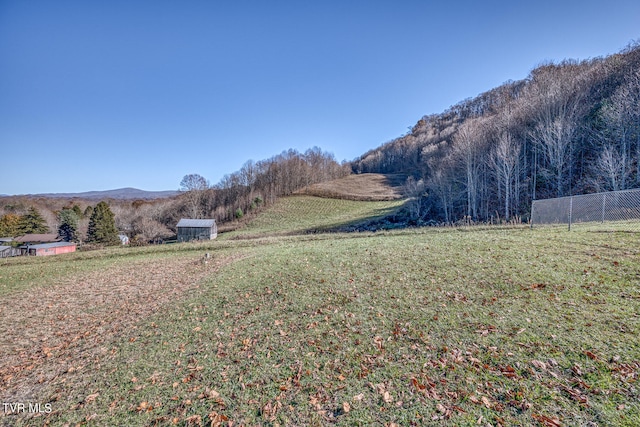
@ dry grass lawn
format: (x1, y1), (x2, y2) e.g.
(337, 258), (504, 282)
(296, 173), (407, 201)
(0, 253), (241, 419)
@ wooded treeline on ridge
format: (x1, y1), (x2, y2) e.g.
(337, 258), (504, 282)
(353, 43), (640, 223)
(0, 148), (350, 244)
(175, 147), (351, 223)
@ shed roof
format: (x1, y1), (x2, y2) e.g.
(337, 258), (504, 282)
(14, 234), (61, 243)
(21, 242), (77, 250)
(177, 218), (216, 228)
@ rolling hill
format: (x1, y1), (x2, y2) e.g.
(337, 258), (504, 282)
(32, 187), (179, 200)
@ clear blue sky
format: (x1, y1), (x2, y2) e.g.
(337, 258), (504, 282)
(1, 0), (639, 194)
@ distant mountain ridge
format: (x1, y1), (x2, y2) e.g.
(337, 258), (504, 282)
(30, 187), (179, 200)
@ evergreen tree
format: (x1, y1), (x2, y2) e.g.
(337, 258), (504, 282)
(0, 213), (22, 237)
(87, 201), (119, 245)
(58, 208), (79, 242)
(71, 204), (83, 218)
(18, 207), (49, 234)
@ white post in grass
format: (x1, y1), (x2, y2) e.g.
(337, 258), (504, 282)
(568, 196), (573, 231)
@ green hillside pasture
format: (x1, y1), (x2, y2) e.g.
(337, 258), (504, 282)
(14, 227), (639, 426)
(223, 195), (405, 239)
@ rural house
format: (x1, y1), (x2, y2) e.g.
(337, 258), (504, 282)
(176, 218), (217, 242)
(20, 241), (77, 256)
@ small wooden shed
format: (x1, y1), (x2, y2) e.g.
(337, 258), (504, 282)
(20, 242), (77, 256)
(0, 246), (20, 258)
(176, 218), (217, 242)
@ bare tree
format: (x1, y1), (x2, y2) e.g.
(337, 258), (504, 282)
(132, 217), (172, 244)
(525, 62), (586, 197)
(452, 118), (487, 220)
(601, 67), (640, 186)
(179, 173), (209, 219)
(426, 156), (456, 223)
(593, 145), (628, 191)
(490, 131), (521, 220)
(403, 176), (427, 220)
(530, 114), (577, 197)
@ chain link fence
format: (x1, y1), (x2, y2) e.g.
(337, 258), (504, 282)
(531, 188), (640, 231)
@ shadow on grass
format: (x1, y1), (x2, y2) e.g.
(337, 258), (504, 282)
(302, 200), (410, 234)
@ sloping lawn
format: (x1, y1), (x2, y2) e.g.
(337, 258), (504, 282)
(5, 227), (636, 426)
(222, 195), (405, 239)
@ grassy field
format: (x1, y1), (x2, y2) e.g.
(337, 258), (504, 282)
(222, 195), (405, 239)
(1, 198), (639, 426)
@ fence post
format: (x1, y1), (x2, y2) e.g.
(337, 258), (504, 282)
(568, 196), (573, 231)
(601, 193), (606, 223)
(530, 201), (535, 229)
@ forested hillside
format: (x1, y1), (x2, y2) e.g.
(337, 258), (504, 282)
(352, 43), (640, 223)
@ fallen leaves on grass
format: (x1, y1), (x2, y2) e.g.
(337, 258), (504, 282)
(374, 383), (394, 403)
(208, 411), (229, 427)
(84, 393), (99, 404)
(532, 413), (562, 426)
(559, 385), (589, 405)
(0, 254), (240, 407)
(135, 401), (153, 413)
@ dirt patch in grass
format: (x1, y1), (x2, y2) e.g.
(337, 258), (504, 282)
(0, 253), (240, 422)
(297, 173), (407, 201)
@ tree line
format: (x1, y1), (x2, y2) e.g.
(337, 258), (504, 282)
(0, 201), (120, 245)
(0, 147), (349, 245)
(352, 43), (640, 224)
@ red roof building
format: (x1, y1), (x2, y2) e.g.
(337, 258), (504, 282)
(20, 242), (77, 256)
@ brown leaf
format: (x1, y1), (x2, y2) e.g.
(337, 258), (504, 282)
(481, 396), (493, 408)
(208, 411), (229, 427)
(373, 336), (384, 350)
(584, 350), (598, 360)
(531, 360), (547, 370)
(572, 364), (583, 376)
(468, 356), (482, 365)
(135, 401), (153, 412)
(411, 377), (426, 391)
(85, 393), (99, 404)
(204, 388), (220, 399)
(532, 413), (562, 426)
(342, 402), (350, 413)
(185, 415), (201, 425)
(560, 386), (588, 405)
